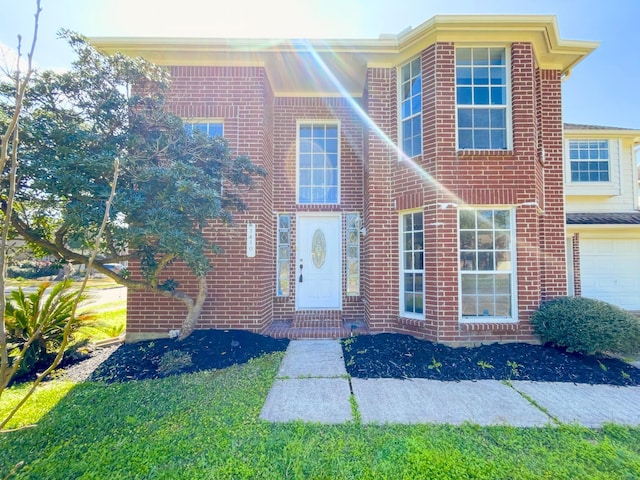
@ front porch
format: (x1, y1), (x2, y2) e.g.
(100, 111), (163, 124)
(262, 313), (369, 339)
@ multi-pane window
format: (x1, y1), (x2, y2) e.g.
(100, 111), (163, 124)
(456, 47), (508, 150)
(298, 123), (339, 204)
(569, 140), (610, 182)
(276, 215), (291, 297)
(400, 57), (422, 157)
(459, 209), (514, 319)
(185, 121), (224, 137)
(401, 211), (424, 317)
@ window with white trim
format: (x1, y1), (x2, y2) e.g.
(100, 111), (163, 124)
(400, 211), (424, 317)
(298, 123), (339, 204)
(185, 121), (224, 138)
(276, 214), (291, 297)
(400, 57), (422, 157)
(569, 140), (610, 182)
(345, 213), (360, 296)
(459, 208), (515, 319)
(456, 47), (508, 150)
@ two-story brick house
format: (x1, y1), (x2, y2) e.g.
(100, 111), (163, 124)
(564, 124), (640, 312)
(93, 15), (599, 343)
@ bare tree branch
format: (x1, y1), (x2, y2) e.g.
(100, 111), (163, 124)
(0, 157), (118, 429)
(0, 0), (42, 399)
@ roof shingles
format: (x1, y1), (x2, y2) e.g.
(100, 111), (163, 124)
(566, 212), (640, 225)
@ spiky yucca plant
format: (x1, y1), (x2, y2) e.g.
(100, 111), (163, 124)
(4, 280), (96, 377)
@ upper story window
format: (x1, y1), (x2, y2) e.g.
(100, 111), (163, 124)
(456, 47), (508, 150)
(400, 57), (422, 157)
(298, 122), (339, 204)
(569, 140), (610, 182)
(185, 121), (224, 137)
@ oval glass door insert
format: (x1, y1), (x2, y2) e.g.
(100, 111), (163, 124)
(311, 229), (326, 268)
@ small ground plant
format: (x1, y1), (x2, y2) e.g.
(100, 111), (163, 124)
(427, 357), (442, 373)
(531, 296), (640, 356)
(506, 360), (523, 378)
(157, 350), (193, 376)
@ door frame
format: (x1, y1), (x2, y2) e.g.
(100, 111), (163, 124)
(295, 212), (343, 311)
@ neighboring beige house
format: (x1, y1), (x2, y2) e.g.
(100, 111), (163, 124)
(565, 124), (640, 311)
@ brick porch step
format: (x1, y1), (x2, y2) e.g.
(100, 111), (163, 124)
(262, 320), (369, 339)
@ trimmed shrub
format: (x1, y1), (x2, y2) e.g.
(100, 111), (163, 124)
(531, 296), (640, 356)
(7, 261), (62, 279)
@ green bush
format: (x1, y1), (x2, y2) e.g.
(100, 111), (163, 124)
(531, 296), (640, 356)
(7, 261), (62, 279)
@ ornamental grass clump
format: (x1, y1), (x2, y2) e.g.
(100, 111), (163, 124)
(531, 296), (640, 356)
(157, 350), (193, 376)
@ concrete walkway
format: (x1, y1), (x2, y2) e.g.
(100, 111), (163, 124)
(260, 340), (640, 427)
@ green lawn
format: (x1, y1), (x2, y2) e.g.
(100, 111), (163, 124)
(1, 353), (639, 479)
(5, 277), (122, 290)
(77, 300), (126, 341)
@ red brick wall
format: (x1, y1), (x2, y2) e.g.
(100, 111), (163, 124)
(363, 67), (398, 331)
(537, 68), (568, 300)
(572, 233), (582, 296)
(271, 97), (365, 322)
(127, 66), (274, 337)
(372, 42), (566, 343)
(127, 41), (569, 345)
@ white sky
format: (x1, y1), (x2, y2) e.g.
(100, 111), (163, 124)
(1, 0), (639, 128)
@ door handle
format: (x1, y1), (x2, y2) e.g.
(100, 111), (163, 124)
(299, 261), (303, 283)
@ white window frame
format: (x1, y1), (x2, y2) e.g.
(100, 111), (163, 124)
(399, 209), (425, 320)
(458, 207), (517, 323)
(398, 57), (423, 158)
(345, 213), (361, 296)
(296, 120), (341, 205)
(567, 139), (610, 183)
(276, 214), (291, 297)
(184, 119), (224, 137)
(455, 46), (511, 151)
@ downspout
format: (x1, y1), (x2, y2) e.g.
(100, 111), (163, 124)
(633, 141), (640, 211)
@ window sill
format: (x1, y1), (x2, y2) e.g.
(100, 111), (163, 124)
(398, 152), (423, 162)
(459, 319), (518, 331)
(398, 315), (424, 327)
(457, 149), (513, 157)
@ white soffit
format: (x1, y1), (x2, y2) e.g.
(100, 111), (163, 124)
(91, 15), (598, 96)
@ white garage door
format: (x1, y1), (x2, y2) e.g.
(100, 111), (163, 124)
(580, 238), (640, 311)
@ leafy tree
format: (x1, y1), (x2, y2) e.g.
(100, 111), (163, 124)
(1, 32), (264, 340)
(0, 1), (121, 437)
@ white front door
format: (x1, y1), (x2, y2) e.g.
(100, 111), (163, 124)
(296, 214), (342, 310)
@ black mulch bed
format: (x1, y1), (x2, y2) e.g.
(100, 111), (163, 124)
(89, 330), (289, 383)
(342, 333), (640, 386)
(80, 330), (639, 385)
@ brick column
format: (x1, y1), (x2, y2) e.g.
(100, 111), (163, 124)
(363, 67), (397, 330)
(572, 233), (582, 296)
(538, 69), (568, 299)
